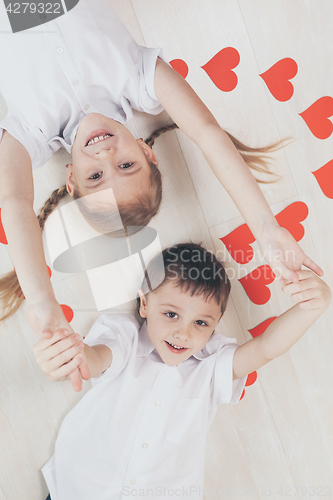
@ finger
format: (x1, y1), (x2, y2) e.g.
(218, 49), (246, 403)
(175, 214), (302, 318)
(273, 262), (299, 283)
(290, 289), (318, 304)
(53, 353), (83, 381)
(78, 359), (91, 381)
(70, 366), (83, 392)
(34, 329), (69, 354)
(303, 255), (324, 277)
(47, 341), (83, 373)
(42, 329), (54, 339)
(47, 334), (81, 360)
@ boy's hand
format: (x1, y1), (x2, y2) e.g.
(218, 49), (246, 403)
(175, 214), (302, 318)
(281, 270), (331, 310)
(33, 330), (90, 391)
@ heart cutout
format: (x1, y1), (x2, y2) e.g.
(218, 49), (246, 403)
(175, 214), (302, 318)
(248, 317), (277, 338)
(245, 371), (257, 387)
(238, 265), (275, 305)
(201, 47), (240, 92)
(4, 0), (79, 33)
(0, 208), (8, 245)
(221, 202), (308, 264)
(259, 58), (298, 102)
(275, 201), (308, 241)
(299, 97), (333, 140)
(312, 159), (333, 199)
(170, 59), (189, 79)
(60, 304), (74, 323)
(220, 224), (255, 264)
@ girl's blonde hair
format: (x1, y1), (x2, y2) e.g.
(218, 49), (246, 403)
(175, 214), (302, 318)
(0, 124), (284, 321)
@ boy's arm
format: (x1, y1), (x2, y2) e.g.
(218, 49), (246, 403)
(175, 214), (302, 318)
(232, 270), (331, 380)
(154, 58), (323, 281)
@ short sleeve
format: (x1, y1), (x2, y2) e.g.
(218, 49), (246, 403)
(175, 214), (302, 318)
(83, 314), (139, 383)
(135, 46), (168, 114)
(0, 112), (51, 169)
(210, 336), (247, 407)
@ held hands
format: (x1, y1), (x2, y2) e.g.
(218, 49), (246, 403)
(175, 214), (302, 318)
(258, 225), (324, 283)
(33, 329), (90, 392)
(281, 270), (331, 310)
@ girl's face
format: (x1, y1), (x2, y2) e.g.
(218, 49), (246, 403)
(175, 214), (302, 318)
(68, 113), (157, 203)
(138, 281), (222, 366)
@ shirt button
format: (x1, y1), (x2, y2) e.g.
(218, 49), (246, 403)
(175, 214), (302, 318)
(142, 443), (148, 449)
(84, 104), (90, 111)
(72, 79), (79, 86)
(56, 47), (63, 54)
(155, 401), (161, 407)
(130, 480), (136, 485)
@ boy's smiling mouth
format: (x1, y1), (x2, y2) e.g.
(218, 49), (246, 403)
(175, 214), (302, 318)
(165, 340), (189, 353)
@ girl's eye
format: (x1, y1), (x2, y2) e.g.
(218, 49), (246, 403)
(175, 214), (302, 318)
(195, 320), (208, 327)
(119, 162), (134, 169)
(89, 172), (102, 180)
(165, 312), (178, 319)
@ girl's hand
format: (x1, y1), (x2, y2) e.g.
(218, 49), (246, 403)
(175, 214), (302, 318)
(281, 270), (331, 310)
(26, 296), (72, 339)
(258, 225), (324, 282)
(32, 329), (90, 391)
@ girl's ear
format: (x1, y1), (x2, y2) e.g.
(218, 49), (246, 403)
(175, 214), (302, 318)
(138, 289), (148, 318)
(137, 139), (158, 165)
(66, 164), (75, 197)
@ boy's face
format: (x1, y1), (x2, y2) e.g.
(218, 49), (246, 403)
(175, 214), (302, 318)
(138, 282), (223, 366)
(68, 113), (157, 202)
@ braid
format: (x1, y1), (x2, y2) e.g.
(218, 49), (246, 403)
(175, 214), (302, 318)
(0, 184), (68, 322)
(38, 184), (68, 230)
(145, 123), (179, 148)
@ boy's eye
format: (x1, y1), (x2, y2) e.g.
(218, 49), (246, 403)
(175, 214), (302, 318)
(119, 162), (134, 169)
(89, 172), (102, 180)
(165, 312), (178, 319)
(195, 320), (208, 327)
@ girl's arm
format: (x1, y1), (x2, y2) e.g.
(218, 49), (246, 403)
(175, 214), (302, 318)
(154, 58), (323, 281)
(231, 270), (331, 380)
(0, 131), (88, 391)
(33, 330), (112, 383)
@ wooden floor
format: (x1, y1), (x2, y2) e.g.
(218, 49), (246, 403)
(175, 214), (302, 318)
(0, 0), (332, 499)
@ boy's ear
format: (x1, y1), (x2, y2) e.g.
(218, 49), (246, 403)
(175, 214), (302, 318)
(137, 139), (158, 165)
(66, 164), (75, 197)
(138, 289), (148, 318)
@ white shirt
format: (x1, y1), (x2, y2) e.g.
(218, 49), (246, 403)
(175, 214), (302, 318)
(0, 0), (165, 169)
(42, 313), (246, 500)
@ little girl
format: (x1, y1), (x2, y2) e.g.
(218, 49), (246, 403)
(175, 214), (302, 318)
(33, 243), (331, 500)
(0, 2), (322, 359)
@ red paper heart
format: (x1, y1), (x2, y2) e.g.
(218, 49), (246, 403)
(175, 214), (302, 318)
(221, 202), (308, 264)
(170, 59), (189, 79)
(0, 208), (8, 245)
(47, 266), (52, 279)
(259, 58), (298, 102)
(312, 159), (333, 199)
(240, 389), (245, 401)
(238, 265), (275, 305)
(248, 317), (277, 338)
(245, 371), (257, 386)
(60, 304), (74, 323)
(220, 224), (255, 264)
(201, 47), (240, 92)
(275, 201), (308, 241)
(299, 97), (333, 139)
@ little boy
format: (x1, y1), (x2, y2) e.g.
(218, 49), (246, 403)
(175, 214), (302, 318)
(34, 243), (331, 500)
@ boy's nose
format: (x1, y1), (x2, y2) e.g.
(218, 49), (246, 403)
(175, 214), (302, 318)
(175, 325), (191, 341)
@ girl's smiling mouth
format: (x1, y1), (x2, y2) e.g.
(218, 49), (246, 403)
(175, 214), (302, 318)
(85, 130), (114, 147)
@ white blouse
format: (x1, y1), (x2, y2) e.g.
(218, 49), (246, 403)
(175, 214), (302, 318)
(0, 0), (165, 169)
(42, 313), (247, 500)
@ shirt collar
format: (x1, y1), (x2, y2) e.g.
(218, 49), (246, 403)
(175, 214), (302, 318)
(137, 321), (221, 361)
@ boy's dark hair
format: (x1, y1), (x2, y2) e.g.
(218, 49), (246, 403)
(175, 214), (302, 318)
(137, 242), (231, 316)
